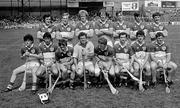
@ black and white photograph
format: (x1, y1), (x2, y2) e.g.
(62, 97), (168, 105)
(0, 0), (180, 108)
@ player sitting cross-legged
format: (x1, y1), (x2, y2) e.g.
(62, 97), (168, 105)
(113, 32), (134, 87)
(55, 39), (75, 89)
(4, 34), (41, 94)
(131, 30), (151, 88)
(150, 32), (177, 88)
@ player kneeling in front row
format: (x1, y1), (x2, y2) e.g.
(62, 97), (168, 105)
(73, 32), (95, 88)
(114, 32), (134, 87)
(36, 32), (59, 90)
(131, 30), (151, 89)
(4, 34), (41, 93)
(55, 39), (75, 89)
(150, 32), (177, 88)
(94, 37), (115, 87)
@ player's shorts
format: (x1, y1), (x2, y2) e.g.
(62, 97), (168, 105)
(24, 61), (40, 73)
(76, 61), (94, 75)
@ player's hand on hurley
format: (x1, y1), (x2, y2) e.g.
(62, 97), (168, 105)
(103, 70), (108, 80)
(24, 51), (30, 57)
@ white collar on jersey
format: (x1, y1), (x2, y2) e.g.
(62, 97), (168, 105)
(135, 20), (142, 26)
(80, 20), (88, 25)
(117, 20), (124, 25)
(61, 23), (70, 28)
(99, 19), (108, 25)
(43, 23), (52, 28)
(156, 41), (165, 46)
(153, 22), (161, 27)
(44, 42), (52, 48)
(136, 41), (145, 46)
(78, 41), (88, 48)
(117, 41), (128, 48)
(25, 44), (34, 50)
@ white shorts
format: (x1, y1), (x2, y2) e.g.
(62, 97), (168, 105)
(24, 61), (40, 73)
(76, 61), (94, 75)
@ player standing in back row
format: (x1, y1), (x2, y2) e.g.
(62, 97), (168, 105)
(94, 10), (114, 47)
(55, 13), (75, 48)
(149, 12), (168, 42)
(75, 10), (94, 38)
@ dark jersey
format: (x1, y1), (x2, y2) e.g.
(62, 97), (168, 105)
(55, 46), (73, 63)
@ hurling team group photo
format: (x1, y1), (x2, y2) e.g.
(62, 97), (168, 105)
(0, 0), (180, 107)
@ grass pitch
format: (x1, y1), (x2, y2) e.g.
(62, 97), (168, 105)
(0, 26), (180, 108)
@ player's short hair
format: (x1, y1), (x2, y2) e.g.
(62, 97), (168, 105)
(23, 34), (34, 42)
(119, 32), (128, 38)
(134, 12), (140, 18)
(43, 32), (52, 39)
(98, 9), (109, 17)
(98, 37), (107, 45)
(58, 39), (67, 46)
(78, 32), (87, 39)
(43, 14), (51, 21)
(152, 12), (161, 19)
(156, 32), (164, 38)
(136, 30), (145, 37)
(62, 12), (69, 18)
(79, 10), (88, 17)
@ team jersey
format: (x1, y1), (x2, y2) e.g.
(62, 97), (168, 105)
(131, 41), (149, 60)
(55, 23), (74, 40)
(55, 46), (73, 63)
(94, 19), (113, 40)
(150, 41), (169, 61)
(113, 21), (130, 40)
(37, 23), (56, 41)
(73, 41), (94, 62)
(76, 21), (93, 31)
(114, 42), (132, 61)
(39, 42), (58, 53)
(56, 23), (74, 33)
(76, 20), (94, 38)
(94, 45), (114, 57)
(38, 23), (55, 34)
(21, 44), (40, 61)
(39, 42), (58, 65)
(129, 21), (148, 41)
(149, 22), (168, 41)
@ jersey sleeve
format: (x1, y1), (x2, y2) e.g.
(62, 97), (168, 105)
(34, 46), (40, 54)
(20, 47), (25, 56)
(75, 22), (80, 30)
(94, 47), (99, 56)
(68, 47), (74, 57)
(108, 21), (113, 29)
(37, 24), (43, 32)
(165, 44), (169, 53)
(89, 22), (94, 29)
(94, 21), (100, 30)
(130, 45), (135, 55)
(149, 44), (156, 52)
(55, 49), (60, 61)
(107, 46), (114, 57)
